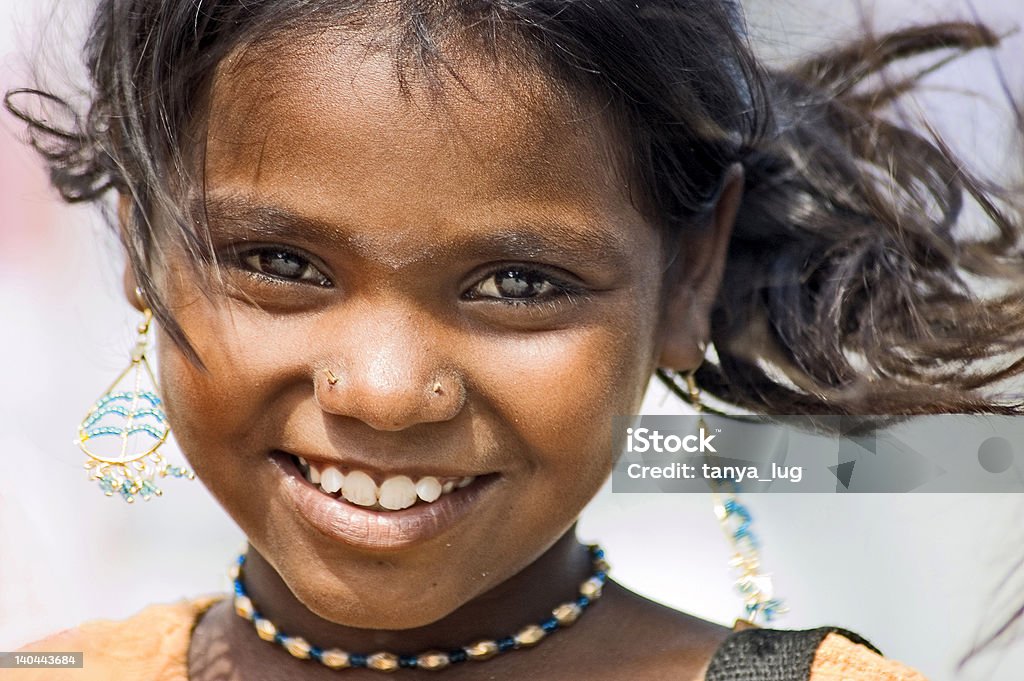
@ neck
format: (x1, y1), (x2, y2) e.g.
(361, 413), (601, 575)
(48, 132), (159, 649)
(235, 528), (594, 655)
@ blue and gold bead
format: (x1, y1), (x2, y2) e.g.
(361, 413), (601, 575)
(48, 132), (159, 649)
(416, 651), (450, 671)
(367, 651), (399, 671)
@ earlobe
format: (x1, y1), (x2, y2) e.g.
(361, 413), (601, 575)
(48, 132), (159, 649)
(123, 266), (145, 312)
(656, 163), (744, 373)
(117, 192), (132, 230)
(118, 194), (146, 313)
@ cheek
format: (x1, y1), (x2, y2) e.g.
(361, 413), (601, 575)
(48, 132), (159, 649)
(472, 314), (656, 491)
(153, 300), (309, 462)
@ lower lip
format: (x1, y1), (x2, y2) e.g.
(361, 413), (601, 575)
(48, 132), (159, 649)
(271, 452), (500, 551)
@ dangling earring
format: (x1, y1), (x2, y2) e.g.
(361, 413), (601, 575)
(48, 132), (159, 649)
(683, 345), (787, 626)
(77, 293), (193, 502)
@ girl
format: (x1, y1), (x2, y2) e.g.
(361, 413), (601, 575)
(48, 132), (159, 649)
(4, 1), (1023, 679)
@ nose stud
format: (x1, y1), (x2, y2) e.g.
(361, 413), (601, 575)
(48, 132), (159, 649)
(323, 370), (446, 396)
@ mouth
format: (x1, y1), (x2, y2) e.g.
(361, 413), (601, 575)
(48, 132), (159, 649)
(271, 450), (501, 551)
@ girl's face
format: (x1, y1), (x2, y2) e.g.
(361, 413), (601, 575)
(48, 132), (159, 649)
(138, 33), (719, 629)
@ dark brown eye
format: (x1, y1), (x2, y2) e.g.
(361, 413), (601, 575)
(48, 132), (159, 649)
(473, 268), (561, 301)
(240, 248), (331, 287)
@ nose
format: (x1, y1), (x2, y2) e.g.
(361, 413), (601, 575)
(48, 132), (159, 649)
(313, 303), (466, 430)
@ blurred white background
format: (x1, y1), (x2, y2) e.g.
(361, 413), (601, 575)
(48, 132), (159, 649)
(1, 1), (1023, 679)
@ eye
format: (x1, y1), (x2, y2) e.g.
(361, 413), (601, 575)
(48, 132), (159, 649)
(238, 247), (332, 287)
(468, 266), (583, 307)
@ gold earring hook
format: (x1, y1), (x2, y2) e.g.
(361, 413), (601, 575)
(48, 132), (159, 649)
(685, 340), (709, 412)
(684, 372), (702, 410)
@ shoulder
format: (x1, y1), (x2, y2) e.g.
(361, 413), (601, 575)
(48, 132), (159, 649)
(582, 581), (732, 680)
(705, 624), (928, 681)
(0, 595), (224, 681)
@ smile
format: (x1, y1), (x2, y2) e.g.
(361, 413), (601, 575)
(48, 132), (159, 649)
(295, 455), (476, 511)
(273, 451), (500, 551)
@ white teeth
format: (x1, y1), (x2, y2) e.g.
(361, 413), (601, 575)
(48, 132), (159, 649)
(416, 476), (442, 503)
(342, 470), (378, 507)
(320, 466), (344, 494)
(300, 457), (480, 509)
(379, 475), (417, 510)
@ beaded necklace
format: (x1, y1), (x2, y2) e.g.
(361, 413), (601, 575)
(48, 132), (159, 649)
(230, 544), (609, 672)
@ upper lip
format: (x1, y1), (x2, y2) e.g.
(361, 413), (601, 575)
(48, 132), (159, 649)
(275, 448), (490, 480)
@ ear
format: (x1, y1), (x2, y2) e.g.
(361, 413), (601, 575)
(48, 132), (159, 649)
(118, 193), (146, 313)
(656, 163), (743, 372)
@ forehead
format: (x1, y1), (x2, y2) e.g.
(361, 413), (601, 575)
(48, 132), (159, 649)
(200, 30), (650, 269)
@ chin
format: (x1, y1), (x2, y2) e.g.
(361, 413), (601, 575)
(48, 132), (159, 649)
(301, 589), (463, 631)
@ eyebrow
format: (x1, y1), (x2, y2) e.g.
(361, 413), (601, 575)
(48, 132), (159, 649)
(193, 193), (634, 271)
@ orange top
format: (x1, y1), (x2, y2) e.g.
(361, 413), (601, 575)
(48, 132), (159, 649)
(2, 596), (927, 680)
(811, 632), (928, 681)
(1, 596), (221, 681)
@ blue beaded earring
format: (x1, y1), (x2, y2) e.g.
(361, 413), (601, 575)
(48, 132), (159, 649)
(683, 345), (787, 626)
(77, 294), (193, 502)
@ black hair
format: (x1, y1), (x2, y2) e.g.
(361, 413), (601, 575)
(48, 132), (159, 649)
(5, 0), (1024, 417)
